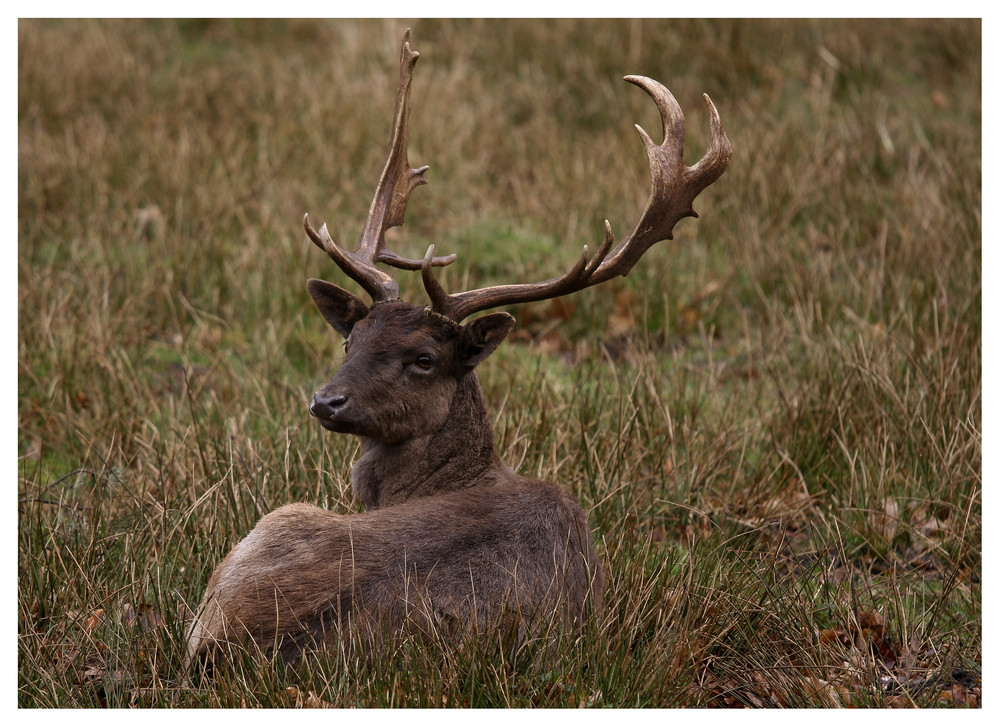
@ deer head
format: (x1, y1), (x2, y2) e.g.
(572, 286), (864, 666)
(306, 292), (514, 444)
(304, 29), (731, 493)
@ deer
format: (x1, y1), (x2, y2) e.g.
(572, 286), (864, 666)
(184, 29), (731, 673)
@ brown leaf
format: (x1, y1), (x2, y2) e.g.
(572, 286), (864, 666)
(914, 517), (947, 538)
(678, 307), (702, 332)
(949, 683), (969, 707)
(856, 608), (884, 630)
(83, 609), (105, 635)
(820, 610), (897, 669)
(799, 676), (851, 707)
(819, 627), (851, 647)
(82, 664), (106, 682)
(285, 685), (335, 708)
(855, 609), (896, 665)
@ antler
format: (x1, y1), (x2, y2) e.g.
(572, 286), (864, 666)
(304, 28), (455, 304)
(421, 75), (732, 322)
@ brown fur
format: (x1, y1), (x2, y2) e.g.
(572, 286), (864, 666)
(185, 292), (603, 670)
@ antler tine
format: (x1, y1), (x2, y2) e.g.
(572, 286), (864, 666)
(423, 77), (732, 322)
(424, 244), (595, 322)
(587, 78), (732, 282)
(306, 29), (455, 304)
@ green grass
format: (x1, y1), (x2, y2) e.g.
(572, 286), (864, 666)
(18, 18), (980, 707)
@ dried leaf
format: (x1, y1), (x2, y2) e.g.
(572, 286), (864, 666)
(820, 627), (851, 647)
(856, 608), (884, 630)
(819, 610), (897, 670)
(678, 307), (703, 332)
(914, 517), (947, 538)
(871, 497), (900, 542)
(285, 685), (335, 708)
(948, 683), (970, 707)
(855, 608), (896, 667)
(800, 676), (850, 707)
(83, 609), (105, 635)
(82, 664), (106, 681)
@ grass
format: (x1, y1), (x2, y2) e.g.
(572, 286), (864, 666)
(18, 18), (980, 708)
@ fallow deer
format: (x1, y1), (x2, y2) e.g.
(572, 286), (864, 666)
(185, 29), (731, 672)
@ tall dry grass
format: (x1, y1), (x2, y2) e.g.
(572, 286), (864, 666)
(19, 19), (980, 707)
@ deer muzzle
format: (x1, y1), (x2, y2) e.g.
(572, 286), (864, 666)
(309, 391), (351, 431)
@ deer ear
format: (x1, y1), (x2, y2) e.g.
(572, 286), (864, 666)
(457, 312), (516, 372)
(307, 279), (370, 338)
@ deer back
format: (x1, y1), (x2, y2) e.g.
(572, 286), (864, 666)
(187, 477), (602, 668)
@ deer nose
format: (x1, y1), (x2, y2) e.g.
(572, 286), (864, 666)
(310, 392), (348, 420)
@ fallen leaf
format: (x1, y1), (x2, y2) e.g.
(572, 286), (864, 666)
(285, 685), (335, 708)
(83, 664), (106, 681)
(83, 609), (105, 635)
(871, 497), (900, 542)
(856, 608), (884, 630)
(855, 609), (897, 667)
(949, 683), (970, 707)
(820, 627), (851, 647)
(914, 517), (947, 538)
(800, 676), (851, 707)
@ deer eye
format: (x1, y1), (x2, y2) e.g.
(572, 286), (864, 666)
(414, 354), (435, 370)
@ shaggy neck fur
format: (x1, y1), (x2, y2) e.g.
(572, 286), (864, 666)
(350, 373), (506, 509)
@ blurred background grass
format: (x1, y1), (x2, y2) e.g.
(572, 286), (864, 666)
(18, 19), (980, 707)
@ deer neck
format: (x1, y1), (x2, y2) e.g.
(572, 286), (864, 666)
(350, 373), (504, 509)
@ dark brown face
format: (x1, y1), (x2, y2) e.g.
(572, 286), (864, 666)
(310, 302), (463, 442)
(306, 279), (515, 444)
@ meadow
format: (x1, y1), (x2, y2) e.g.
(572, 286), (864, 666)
(18, 18), (981, 707)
